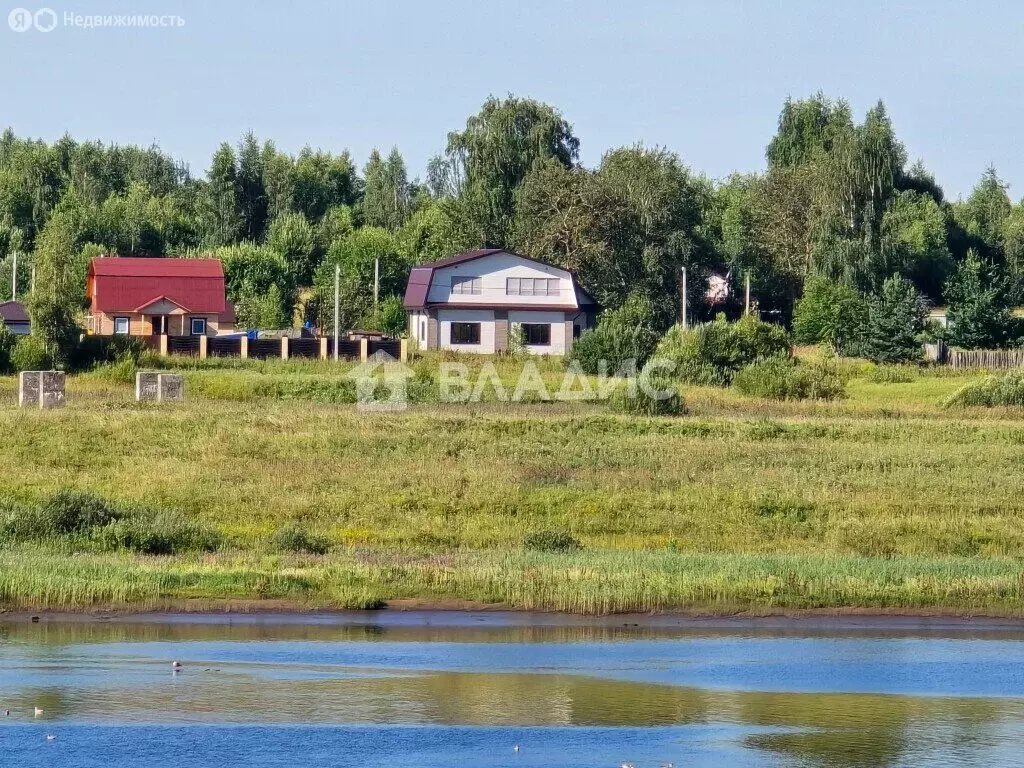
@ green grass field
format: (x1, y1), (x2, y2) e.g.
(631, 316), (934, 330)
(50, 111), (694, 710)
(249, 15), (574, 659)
(1, 352), (1023, 614)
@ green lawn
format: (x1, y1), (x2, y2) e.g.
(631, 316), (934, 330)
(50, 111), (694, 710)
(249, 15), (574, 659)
(1, 354), (1022, 614)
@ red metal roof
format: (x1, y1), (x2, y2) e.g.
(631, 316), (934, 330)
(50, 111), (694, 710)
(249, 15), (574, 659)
(0, 300), (29, 324)
(403, 267), (434, 309)
(89, 257), (226, 314)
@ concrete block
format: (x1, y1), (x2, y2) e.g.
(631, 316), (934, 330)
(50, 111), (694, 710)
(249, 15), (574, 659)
(18, 371), (40, 407)
(39, 371), (65, 409)
(136, 371), (160, 401)
(157, 373), (185, 402)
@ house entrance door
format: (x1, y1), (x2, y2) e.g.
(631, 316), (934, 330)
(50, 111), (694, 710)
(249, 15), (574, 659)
(151, 315), (168, 335)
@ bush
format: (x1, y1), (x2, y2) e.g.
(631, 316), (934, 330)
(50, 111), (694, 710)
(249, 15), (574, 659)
(733, 358), (845, 401)
(271, 523), (330, 555)
(607, 375), (686, 415)
(96, 510), (222, 555)
(654, 314), (791, 385)
(793, 276), (867, 355)
(523, 530), (582, 553)
(40, 490), (122, 534)
(944, 375), (1024, 408)
(0, 321), (15, 374)
(72, 335), (144, 371)
(570, 293), (659, 374)
(93, 354), (138, 385)
(0, 489), (220, 555)
(11, 334), (52, 372)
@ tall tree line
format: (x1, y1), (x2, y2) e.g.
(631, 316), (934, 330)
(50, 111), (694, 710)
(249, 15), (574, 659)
(3, 93), (1023, 346)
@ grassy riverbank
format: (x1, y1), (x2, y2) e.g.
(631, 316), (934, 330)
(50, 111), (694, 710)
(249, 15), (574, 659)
(1, 354), (1024, 614)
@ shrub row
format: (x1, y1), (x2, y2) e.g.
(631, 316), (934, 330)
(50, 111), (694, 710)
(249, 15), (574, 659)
(654, 315), (791, 385)
(0, 490), (220, 555)
(944, 374), (1024, 408)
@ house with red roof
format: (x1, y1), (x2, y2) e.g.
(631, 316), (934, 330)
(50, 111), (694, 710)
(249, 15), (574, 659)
(403, 250), (596, 355)
(86, 257), (236, 337)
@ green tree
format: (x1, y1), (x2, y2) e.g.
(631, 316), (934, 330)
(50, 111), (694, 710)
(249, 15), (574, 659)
(955, 166), (1011, 257)
(881, 190), (953, 301)
(861, 275), (926, 363)
(215, 242), (293, 328)
(362, 148), (411, 231)
(445, 95), (579, 247)
(292, 147), (357, 222)
(267, 212), (316, 284)
(312, 227), (407, 330)
(362, 294), (407, 336)
(943, 251), (1016, 348)
(201, 143), (242, 246)
(236, 132), (268, 241)
(766, 93), (853, 170)
(792, 276), (867, 355)
(27, 197), (88, 366)
(261, 141), (294, 223)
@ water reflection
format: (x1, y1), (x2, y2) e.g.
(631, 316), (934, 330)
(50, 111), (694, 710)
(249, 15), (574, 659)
(2, 616), (1024, 767)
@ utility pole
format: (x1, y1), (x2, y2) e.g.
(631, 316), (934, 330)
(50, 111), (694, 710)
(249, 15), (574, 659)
(680, 266), (688, 329)
(373, 258), (380, 310)
(333, 264), (340, 362)
(744, 272), (751, 316)
(10, 250), (16, 301)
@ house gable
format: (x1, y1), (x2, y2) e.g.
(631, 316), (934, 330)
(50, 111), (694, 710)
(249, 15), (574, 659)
(407, 250), (581, 310)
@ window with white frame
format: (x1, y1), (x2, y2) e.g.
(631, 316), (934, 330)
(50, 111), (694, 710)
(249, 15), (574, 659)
(506, 277), (560, 297)
(451, 275), (482, 295)
(190, 317), (207, 336)
(113, 316), (130, 335)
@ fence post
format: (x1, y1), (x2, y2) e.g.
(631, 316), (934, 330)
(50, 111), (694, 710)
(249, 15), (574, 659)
(240, 336), (248, 359)
(360, 338), (368, 362)
(159, 334), (169, 356)
(199, 335), (208, 359)
(281, 336), (290, 360)
(319, 337), (328, 360)
(400, 338), (408, 363)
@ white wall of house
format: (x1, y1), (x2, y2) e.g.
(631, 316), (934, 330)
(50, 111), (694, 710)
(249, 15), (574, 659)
(427, 252), (578, 308)
(438, 308), (496, 353)
(408, 309), (428, 346)
(509, 310), (567, 355)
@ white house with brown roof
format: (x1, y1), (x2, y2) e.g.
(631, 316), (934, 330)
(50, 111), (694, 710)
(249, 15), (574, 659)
(403, 249), (597, 355)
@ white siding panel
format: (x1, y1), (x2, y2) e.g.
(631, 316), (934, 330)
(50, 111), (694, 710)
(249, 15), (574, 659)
(427, 252), (578, 308)
(509, 310), (567, 355)
(438, 309), (495, 354)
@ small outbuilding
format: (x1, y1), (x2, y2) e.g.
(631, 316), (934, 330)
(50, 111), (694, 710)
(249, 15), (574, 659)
(0, 300), (30, 335)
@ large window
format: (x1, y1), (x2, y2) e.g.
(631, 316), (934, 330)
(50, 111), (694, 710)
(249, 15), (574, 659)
(451, 276), (482, 295)
(521, 323), (551, 346)
(450, 322), (481, 345)
(190, 317), (207, 336)
(506, 277), (560, 297)
(113, 316), (130, 335)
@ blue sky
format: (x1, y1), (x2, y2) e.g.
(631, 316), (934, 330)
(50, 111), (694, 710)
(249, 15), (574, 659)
(2, 0), (1022, 199)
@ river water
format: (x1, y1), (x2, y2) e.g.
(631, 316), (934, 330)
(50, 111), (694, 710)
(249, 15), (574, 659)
(2, 612), (1024, 767)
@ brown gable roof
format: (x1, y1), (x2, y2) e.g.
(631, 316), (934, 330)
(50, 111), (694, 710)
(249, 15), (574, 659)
(0, 300), (29, 324)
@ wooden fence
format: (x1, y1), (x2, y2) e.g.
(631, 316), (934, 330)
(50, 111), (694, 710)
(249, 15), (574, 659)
(948, 347), (1024, 370)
